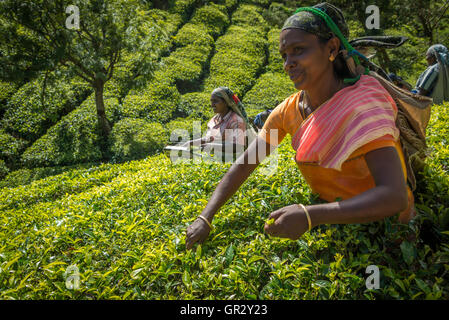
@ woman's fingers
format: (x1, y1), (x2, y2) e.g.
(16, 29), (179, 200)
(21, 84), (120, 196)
(185, 219), (210, 250)
(268, 207), (286, 220)
(264, 204), (308, 240)
(264, 208), (287, 236)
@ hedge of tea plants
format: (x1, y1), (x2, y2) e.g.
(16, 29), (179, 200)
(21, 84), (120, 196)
(0, 0), (448, 300)
(0, 103), (448, 299)
(1, 73), (91, 143)
(203, 4), (268, 97)
(20, 94), (121, 168)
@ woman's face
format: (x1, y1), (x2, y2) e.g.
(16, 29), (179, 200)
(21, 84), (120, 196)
(426, 53), (437, 66)
(210, 94), (229, 115)
(279, 28), (335, 91)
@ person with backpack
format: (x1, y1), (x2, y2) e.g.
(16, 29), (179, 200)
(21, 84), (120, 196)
(185, 3), (419, 249)
(414, 44), (449, 104)
(253, 109), (273, 130)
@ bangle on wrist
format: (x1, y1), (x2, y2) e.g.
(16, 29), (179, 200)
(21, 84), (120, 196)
(197, 215), (213, 230)
(298, 204), (312, 232)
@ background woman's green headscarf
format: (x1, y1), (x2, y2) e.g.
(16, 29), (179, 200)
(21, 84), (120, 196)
(211, 87), (250, 125)
(211, 86), (257, 145)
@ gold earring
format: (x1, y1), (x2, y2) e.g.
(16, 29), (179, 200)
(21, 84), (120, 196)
(329, 55), (335, 62)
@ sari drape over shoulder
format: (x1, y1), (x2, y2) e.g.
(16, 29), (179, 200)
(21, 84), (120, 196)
(291, 75), (400, 170)
(259, 74), (415, 223)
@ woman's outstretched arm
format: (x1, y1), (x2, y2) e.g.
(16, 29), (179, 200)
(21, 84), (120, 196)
(264, 146), (409, 239)
(185, 137), (274, 249)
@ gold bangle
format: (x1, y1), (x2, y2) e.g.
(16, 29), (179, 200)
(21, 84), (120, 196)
(197, 215), (213, 230)
(298, 204), (312, 232)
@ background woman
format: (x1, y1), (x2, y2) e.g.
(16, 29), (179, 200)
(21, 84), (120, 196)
(182, 87), (256, 160)
(414, 44), (449, 104)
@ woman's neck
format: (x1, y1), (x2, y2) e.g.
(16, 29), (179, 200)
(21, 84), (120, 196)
(218, 108), (231, 119)
(304, 75), (347, 111)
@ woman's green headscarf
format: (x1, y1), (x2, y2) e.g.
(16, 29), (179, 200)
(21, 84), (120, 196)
(282, 2), (349, 41)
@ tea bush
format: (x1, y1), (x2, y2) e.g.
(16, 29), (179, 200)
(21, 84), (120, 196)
(120, 1), (229, 122)
(203, 23), (267, 96)
(213, 0), (239, 11)
(105, 8), (186, 100)
(263, 2), (292, 28)
(0, 80), (17, 113)
(242, 72), (295, 118)
(171, 0), (199, 20)
(1, 74), (91, 142)
(163, 41), (213, 93)
(265, 28), (284, 73)
(173, 23), (214, 48)
(0, 159), (8, 180)
(190, 3), (229, 38)
(177, 92), (214, 120)
(241, 0), (271, 7)
(0, 129), (28, 169)
(148, 9), (184, 37)
(1, 124), (447, 299)
(231, 4), (269, 32)
(109, 118), (169, 163)
(121, 71), (180, 123)
(0, 163), (100, 189)
(166, 117), (209, 143)
(20, 95), (120, 168)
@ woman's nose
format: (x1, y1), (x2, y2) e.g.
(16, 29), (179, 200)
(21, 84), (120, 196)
(284, 54), (296, 71)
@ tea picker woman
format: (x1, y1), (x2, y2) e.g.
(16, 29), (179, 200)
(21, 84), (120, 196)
(414, 44), (449, 104)
(180, 87), (256, 161)
(186, 3), (416, 249)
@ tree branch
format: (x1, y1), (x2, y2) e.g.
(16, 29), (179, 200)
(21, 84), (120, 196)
(66, 54), (95, 81)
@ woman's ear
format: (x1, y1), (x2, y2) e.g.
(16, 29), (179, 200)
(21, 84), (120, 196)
(327, 36), (341, 61)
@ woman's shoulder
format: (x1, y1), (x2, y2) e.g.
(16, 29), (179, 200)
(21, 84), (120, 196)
(228, 110), (244, 122)
(273, 91), (302, 114)
(346, 75), (396, 104)
(225, 110), (246, 128)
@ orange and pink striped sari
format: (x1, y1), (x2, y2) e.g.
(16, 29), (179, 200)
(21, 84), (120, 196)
(292, 75), (400, 170)
(259, 74), (414, 222)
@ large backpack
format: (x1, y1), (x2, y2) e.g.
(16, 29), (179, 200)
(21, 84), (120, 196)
(348, 36), (433, 191)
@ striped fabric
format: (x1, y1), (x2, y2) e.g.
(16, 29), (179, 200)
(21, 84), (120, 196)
(291, 75), (400, 170)
(415, 63), (439, 93)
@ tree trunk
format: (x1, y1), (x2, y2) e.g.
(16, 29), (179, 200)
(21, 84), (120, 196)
(94, 80), (111, 137)
(94, 80), (111, 160)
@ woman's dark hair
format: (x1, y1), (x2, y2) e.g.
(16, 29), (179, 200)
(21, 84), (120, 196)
(318, 35), (353, 81)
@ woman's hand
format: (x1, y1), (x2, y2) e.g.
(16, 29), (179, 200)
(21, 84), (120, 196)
(264, 204), (310, 240)
(185, 217), (212, 250)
